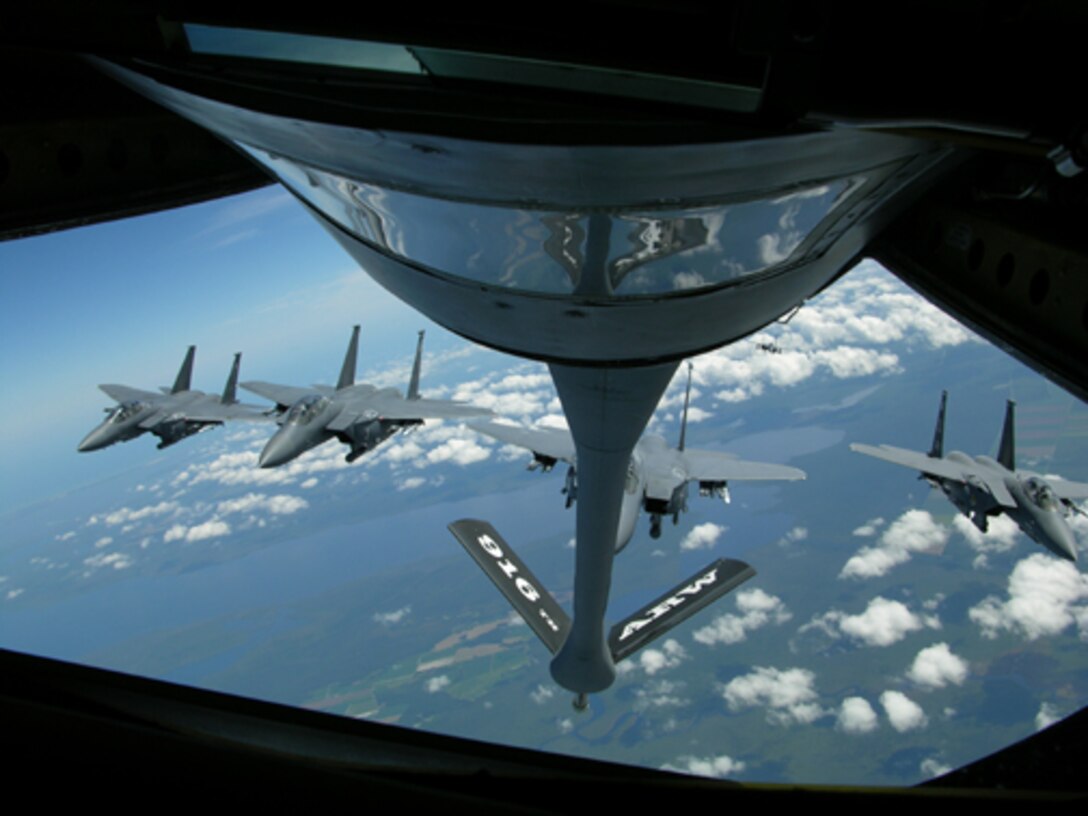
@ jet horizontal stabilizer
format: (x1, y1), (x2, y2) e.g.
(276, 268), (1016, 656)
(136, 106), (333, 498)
(449, 519), (571, 654)
(608, 558), (755, 663)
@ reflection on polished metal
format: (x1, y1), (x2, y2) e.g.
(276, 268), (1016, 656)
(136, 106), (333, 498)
(94, 57), (957, 365)
(237, 144), (865, 299)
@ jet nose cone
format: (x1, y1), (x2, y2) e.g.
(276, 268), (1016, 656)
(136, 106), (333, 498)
(1057, 527), (1078, 562)
(258, 433), (296, 469)
(1041, 516), (1079, 562)
(78, 426), (109, 452)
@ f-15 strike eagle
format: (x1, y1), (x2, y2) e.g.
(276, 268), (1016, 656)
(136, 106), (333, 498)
(242, 326), (492, 468)
(452, 365), (805, 708)
(470, 364), (807, 551)
(79, 348), (265, 452)
(851, 391), (1088, 562)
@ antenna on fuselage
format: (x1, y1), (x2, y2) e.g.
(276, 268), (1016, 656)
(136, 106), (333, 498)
(171, 346), (196, 394)
(337, 325), (360, 391)
(678, 361), (693, 452)
(929, 390), (947, 458)
(407, 330), (424, 400)
(998, 399), (1016, 470)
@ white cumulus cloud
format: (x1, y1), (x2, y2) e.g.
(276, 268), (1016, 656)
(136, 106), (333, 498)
(838, 596), (931, 647)
(633, 679), (689, 710)
(953, 514), (1021, 568)
(837, 696), (879, 733)
(162, 520), (231, 543)
(920, 757), (951, 779)
(373, 606), (412, 625)
(663, 755), (746, 779)
(840, 509), (948, 579)
(906, 643), (969, 689)
(722, 666), (827, 726)
(680, 522), (726, 551)
(83, 552), (134, 570)
(1035, 702), (1062, 731)
(693, 589), (791, 646)
(530, 684), (555, 705)
(880, 690), (928, 732)
(425, 675), (450, 693)
(102, 501), (178, 526)
(186, 520), (232, 542)
(636, 639), (687, 675)
(969, 554), (1088, 640)
(852, 517), (885, 537)
(216, 492), (308, 516)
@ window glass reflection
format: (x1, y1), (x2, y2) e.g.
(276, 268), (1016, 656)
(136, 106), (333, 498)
(109, 401), (146, 423)
(237, 144), (864, 297)
(286, 395), (330, 426)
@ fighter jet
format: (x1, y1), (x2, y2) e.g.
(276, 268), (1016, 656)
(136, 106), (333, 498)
(470, 363), (806, 551)
(79, 348), (265, 452)
(242, 326), (492, 468)
(851, 391), (1088, 562)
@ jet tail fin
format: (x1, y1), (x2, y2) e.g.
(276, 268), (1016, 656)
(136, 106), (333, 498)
(337, 325), (360, 391)
(608, 558), (755, 663)
(929, 390), (947, 458)
(221, 353), (241, 404)
(449, 519), (571, 654)
(678, 361), (693, 452)
(407, 330), (424, 400)
(171, 346), (196, 394)
(998, 399), (1016, 470)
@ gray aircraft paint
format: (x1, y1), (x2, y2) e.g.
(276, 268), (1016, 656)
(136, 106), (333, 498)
(851, 391), (1088, 562)
(79, 350), (267, 452)
(95, 56), (956, 700)
(243, 325), (491, 468)
(449, 519), (756, 674)
(472, 364), (805, 553)
(472, 363), (804, 695)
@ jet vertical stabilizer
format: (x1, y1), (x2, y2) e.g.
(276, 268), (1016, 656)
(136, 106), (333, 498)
(221, 353), (241, 404)
(407, 330), (424, 400)
(998, 399), (1016, 470)
(449, 519), (571, 654)
(929, 390), (947, 458)
(608, 558), (755, 662)
(171, 346), (196, 394)
(336, 325), (360, 391)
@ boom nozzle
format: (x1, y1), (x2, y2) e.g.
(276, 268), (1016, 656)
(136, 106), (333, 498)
(573, 693), (589, 712)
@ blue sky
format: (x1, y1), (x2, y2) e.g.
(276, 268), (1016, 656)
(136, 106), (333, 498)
(3, 189), (1087, 785)
(0, 185), (452, 511)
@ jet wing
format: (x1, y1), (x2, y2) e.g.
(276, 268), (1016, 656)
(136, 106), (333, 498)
(186, 400), (275, 422)
(1048, 477), (1088, 502)
(138, 410), (172, 429)
(371, 396), (494, 422)
(137, 404), (244, 428)
(681, 449), (806, 482)
(850, 443), (1016, 507)
(470, 420), (576, 463)
(239, 381), (314, 410)
(99, 384), (161, 403)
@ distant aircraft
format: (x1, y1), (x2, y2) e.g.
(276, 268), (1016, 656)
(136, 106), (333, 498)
(851, 391), (1088, 562)
(78, 348), (265, 452)
(242, 326), (492, 467)
(471, 363), (806, 551)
